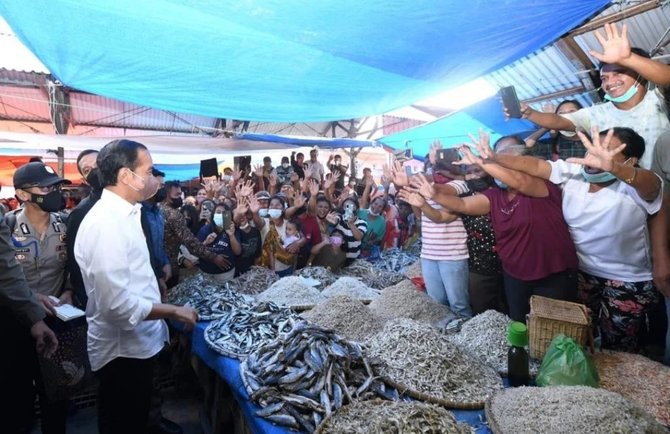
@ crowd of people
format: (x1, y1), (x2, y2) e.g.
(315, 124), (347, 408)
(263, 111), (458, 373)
(1, 22), (669, 434)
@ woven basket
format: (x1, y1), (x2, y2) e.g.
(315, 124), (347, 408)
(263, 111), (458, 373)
(528, 295), (592, 360)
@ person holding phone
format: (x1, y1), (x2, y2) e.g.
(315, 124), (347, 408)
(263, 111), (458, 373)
(335, 197), (368, 265)
(196, 204), (240, 282)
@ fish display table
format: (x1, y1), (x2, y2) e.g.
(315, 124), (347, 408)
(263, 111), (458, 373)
(190, 321), (493, 433)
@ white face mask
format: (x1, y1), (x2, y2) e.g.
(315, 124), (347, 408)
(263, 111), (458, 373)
(213, 213), (223, 227)
(268, 209), (283, 219)
(259, 208), (269, 218)
(282, 163), (290, 168)
(239, 222), (250, 230)
(222, 175), (232, 182)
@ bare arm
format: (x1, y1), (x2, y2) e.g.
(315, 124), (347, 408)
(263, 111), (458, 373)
(524, 128), (550, 148)
(591, 23), (670, 86)
(649, 194), (670, 297)
(433, 192), (490, 216)
(490, 153), (553, 180)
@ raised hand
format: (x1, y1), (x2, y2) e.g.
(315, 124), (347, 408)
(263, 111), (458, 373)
(468, 129), (495, 160)
(397, 188), (426, 208)
(234, 198), (248, 217)
(454, 145), (483, 166)
(269, 173), (278, 187)
(254, 164), (264, 178)
(232, 168), (243, 182)
(567, 127), (624, 173)
(309, 179), (319, 196)
(235, 180), (254, 200)
(390, 160), (409, 187)
(303, 166), (313, 181)
(293, 192), (306, 209)
(248, 195), (261, 214)
(326, 211), (339, 225)
(409, 173), (435, 199)
(590, 23), (631, 65)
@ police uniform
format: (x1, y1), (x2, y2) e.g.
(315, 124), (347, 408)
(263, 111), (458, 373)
(11, 210), (68, 297)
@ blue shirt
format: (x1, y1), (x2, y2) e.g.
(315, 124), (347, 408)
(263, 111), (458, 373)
(141, 202), (169, 274)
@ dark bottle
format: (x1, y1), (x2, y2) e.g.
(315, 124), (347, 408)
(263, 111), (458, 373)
(507, 321), (530, 387)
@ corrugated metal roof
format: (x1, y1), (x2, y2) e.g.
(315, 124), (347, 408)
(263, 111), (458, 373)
(483, 2), (670, 112)
(0, 85), (50, 121)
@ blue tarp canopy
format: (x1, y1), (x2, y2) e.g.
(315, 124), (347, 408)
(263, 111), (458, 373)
(237, 134), (373, 149)
(0, 1), (608, 122)
(379, 95), (540, 158)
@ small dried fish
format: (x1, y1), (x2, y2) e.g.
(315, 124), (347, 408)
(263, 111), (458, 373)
(339, 260), (405, 290)
(298, 266), (339, 288)
(166, 272), (219, 305)
(447, 310), (540, 376)
(227, 266), (280, 295)
(301, 295), (384, 342)
(241, 321), (397, 431)
(204, 301), (298, 358)
(366, 319), (502, 407)
(315, 399), (473, 434)
(592, 350), (670, 426)
(368, 280), (453, 326)
(256, 276), (326, 308)
(488, 386), (667, 434)
(371, 248), (420, 273)
(321, 277), (380, 302)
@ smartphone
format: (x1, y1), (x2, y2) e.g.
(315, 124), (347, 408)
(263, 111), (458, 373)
(405, 166), (413, 177)
(436, 148), (460, 163)
(222, 210), (232, 229)
(499, 85), (522, 118)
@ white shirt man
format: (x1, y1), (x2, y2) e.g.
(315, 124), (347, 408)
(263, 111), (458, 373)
(74, 139), (197, 434)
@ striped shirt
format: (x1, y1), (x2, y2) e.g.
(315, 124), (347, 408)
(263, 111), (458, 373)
(420, 181), (469, 261)
(336, 216), (368, 260)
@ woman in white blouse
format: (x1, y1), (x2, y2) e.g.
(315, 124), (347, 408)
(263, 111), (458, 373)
(475, 126), (663, 352)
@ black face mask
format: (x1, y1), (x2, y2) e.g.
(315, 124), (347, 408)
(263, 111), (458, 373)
(466, 176), (493, 193)
(31, 190), (63, 213)
(86, 168), (103, 191)
(170, 197), (183, 209)
(154, 187), (167, 203)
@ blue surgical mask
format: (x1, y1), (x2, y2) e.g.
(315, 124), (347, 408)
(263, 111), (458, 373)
(580, 167), (617, 184)
(494, 179), (508, 189)
(258, 208), (269, 218)
(604, 81), (639, 103)
(268, 209), (283, 219)
(213, 213), (223, 227)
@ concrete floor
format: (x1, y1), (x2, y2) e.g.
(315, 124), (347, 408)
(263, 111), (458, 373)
(30, 387), (203, 434)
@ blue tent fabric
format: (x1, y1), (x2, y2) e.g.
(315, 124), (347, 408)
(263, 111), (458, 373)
(379, 95), (539, 157)
(237, 134), (374, 149)
(190, 321), (497, 434)
(1, 1), (608, 122)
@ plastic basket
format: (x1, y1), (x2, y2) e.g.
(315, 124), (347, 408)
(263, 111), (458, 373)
(528, 295), (592, 360)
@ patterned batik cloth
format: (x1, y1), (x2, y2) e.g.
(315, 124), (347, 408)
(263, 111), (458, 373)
(578, 271), (662, 352)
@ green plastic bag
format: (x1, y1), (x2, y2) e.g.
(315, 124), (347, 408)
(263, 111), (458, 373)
(536, 334), (599, 387)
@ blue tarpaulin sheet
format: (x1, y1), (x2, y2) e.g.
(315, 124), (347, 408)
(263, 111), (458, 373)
(379, 95), (540, 157)
(191, 321), (497, 433)
(0, 1), (608, 122)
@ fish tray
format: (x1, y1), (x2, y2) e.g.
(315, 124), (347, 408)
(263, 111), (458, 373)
(528, 296), (592, 360)
(484, 396), (504, 434)
(381, 375), (486, 410)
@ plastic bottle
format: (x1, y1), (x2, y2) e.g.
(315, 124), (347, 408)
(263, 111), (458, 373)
(507, 321), (530, 387)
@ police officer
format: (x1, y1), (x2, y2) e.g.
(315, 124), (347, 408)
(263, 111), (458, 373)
(10, 162), (72, 434)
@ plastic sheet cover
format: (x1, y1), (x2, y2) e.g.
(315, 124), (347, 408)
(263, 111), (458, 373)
(0, 0), (608, 122)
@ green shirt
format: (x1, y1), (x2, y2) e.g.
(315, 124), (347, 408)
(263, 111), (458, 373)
(358, 209), (386, 250)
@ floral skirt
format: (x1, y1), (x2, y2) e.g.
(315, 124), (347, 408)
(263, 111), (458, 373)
(578, 271), (662, 352)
